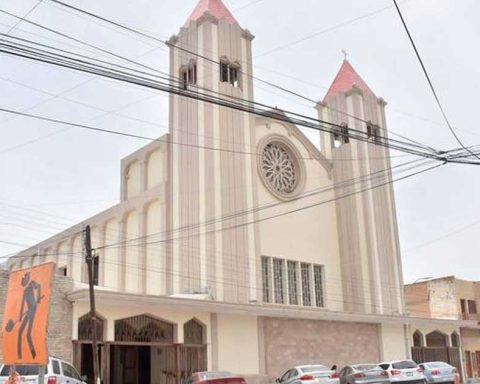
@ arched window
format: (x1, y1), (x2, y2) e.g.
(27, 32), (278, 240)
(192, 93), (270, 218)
(78, 313), (104, 341)
(426, 331), (448, 347)
(219, 58), (240, 87)
(180, 60), (197, 89)
(184, 319), (204, 345)
(413, 330), (424, 347)
(451, 332), (460, 348)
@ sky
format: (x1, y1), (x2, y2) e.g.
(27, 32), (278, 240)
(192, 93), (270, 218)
(0, 0), (479, 283)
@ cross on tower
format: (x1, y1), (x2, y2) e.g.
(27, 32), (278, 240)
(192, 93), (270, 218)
(342, 49), (348, 61)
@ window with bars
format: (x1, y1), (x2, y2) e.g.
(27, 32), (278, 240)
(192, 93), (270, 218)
(273, 258), (285, 304)
(468, 300), (477, 314)
(261, 256), (325, 308)
(313, 265), (324, 307)
(287, 261), (299, 305)
(261, 256), (271, 303)
(301, 263), (312, 306)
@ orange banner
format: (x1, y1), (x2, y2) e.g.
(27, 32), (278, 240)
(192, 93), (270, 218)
(1, 262), (55, 365)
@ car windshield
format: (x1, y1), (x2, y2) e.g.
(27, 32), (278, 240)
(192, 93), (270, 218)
(425, 363), (449, 369)
(392, 361), (417, 369)
(199, 371), (233, 380)
(301, 366), (329, 373)
(0, 365), (39, 376)
(355, 365), (382, 372)
(379, 364), (390, 370)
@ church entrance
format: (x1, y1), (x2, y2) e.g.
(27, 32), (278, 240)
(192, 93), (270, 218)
(74, 314), (207, 384)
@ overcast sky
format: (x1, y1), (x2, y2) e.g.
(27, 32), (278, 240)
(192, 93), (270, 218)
(0, 0), (479, 283)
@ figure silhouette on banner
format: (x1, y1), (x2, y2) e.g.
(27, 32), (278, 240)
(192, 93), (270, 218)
(5, 272), (44, 359)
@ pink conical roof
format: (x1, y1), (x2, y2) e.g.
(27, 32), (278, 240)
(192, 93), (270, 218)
(324, 60), (375, 100)
(185, 0), (239, 26)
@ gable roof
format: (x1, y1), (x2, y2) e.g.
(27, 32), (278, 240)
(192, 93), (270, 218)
(324, 60), (375, 101)
(256, 109), (331, 175)
(185, 0), (239, 27)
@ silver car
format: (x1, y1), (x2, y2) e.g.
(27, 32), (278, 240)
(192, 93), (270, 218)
(0, 357), (86, 384)
(339, 364), (390, 384)
(419, 362), (457, 384)
(276, 365), (340, 384)
(379, 360), (425, 384)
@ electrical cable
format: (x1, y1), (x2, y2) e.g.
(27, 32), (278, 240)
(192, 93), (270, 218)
(392, 0), (480, 161)
(0, 38), (461, 162)
(39, 0), (436, 152)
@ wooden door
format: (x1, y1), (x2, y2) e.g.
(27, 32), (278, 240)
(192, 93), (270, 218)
(466, 351), (472, 378)
(123, 346), (138, 384)
(476, 352), (480, 377)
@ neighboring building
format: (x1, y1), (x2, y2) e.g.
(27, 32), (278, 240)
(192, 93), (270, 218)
(5, 1), (474, 383)
(405, 277), (480, 380)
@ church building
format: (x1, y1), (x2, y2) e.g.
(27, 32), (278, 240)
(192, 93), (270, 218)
(7, 1), (469, 383)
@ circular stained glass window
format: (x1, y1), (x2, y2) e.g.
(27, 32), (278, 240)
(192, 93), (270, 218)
(261, 142), (298, 194)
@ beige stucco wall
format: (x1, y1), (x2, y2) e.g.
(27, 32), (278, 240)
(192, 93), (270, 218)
(255, 121), (344, 312)
(126, 160), (141, 199)
(429, 278), (458, 319)
(461, 328), (480, 352)
(147, 148), (165, 189)
(216, 314), (260, 375)
(380, 324), (408, 361)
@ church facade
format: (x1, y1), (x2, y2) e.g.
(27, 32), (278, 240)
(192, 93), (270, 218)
(7, 1), (469, 383)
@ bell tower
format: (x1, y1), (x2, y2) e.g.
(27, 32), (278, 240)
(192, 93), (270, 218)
(316, 59), (405, 315)
(166, 0), (258, 303)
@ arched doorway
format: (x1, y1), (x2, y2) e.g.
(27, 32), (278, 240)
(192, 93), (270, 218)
(413, 330), (424, 347)
(107, 315), (207, 384)
(75, 313), (105, 384)
(112, 315), (176, 384)
(181, 319), (207, 382)
(426, 331), (448, 347)
(411, 330), (462, 377)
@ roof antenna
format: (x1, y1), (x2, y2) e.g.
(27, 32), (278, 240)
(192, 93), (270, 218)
(341, 49), (348, 61)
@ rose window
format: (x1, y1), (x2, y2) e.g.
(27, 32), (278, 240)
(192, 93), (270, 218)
(261, 143), (297, 194)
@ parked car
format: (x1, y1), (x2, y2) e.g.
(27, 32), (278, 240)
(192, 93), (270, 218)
(379, 360), (425, 384)
(184, 371), (247, 384)
(418, 362), (457, 384)
(0, 357), (86, 384)
(275, 365), (340, 384)
(338, 364), (390, 384)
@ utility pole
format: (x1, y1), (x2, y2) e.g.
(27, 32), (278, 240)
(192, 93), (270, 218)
(83, 225), (100, 384)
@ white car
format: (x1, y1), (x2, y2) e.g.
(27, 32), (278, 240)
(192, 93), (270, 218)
(0, 357), (86, 384)
(379, 360), (425, 384)
(276, 365), (340, 384)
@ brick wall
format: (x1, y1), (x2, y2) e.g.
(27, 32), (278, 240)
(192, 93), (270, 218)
(0, 269), (74, 364)
(262, 317), (381, 378)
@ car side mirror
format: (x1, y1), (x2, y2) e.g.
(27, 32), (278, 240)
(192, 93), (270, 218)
(275, 379), (281, 383)
(81, 375), (88, 382)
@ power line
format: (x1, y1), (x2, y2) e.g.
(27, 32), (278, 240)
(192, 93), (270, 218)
(43, 0), (433, 151)
(2, 36), (478, 165)
(0, 0), (43, 41)
(98, 160), (444, 251)
(4, 248), (456, 318)
(391, 0), (480, 161)
(0, 37), (459, 162)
